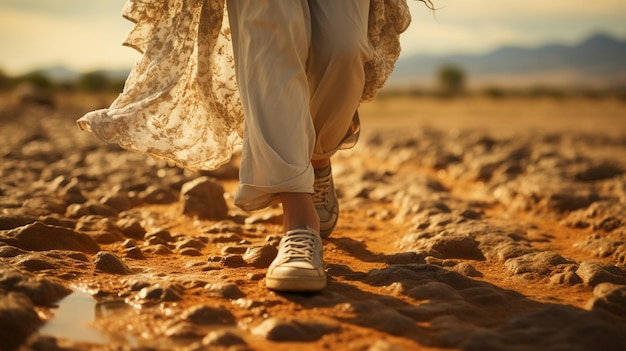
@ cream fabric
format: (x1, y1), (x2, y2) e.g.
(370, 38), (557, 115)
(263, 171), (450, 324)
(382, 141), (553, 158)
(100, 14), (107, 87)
(229, 0), (372, 211)
(76, 0), (412, 172)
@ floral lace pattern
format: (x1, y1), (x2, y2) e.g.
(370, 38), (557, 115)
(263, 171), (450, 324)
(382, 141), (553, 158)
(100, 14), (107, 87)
(77, 0), (412, 170)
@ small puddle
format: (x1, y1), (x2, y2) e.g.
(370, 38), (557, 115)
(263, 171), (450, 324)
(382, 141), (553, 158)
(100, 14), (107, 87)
(39, 290), (137, 346)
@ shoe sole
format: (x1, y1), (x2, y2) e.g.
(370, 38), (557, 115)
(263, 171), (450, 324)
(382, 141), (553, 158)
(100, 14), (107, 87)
(319, 218), (337, 239)
(318, 200), (338, 239)
(266, 276), (327, 292)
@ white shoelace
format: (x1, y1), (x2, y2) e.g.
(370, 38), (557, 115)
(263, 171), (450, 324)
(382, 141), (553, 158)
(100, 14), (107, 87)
(312, 173), (332, 206)
(277, 231), (317, 264)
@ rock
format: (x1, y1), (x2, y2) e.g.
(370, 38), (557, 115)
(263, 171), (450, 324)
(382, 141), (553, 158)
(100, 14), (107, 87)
(136, 283), (184, 302)
(550, 271), (583, 285)
(252, 317), (340, 342)
(141, 185), (179, 204)
(207, 234), (244, 244)
(94, 251), (131, 275)
(180, 248), (202, 256)
(364, 264), (436, 288)
(180, 177), (229, 220)
(121, 239), (137, 248)
(495, 304), (626, 350)
(75, 216), (125, 244)
(22, 196), (68, 216)
(203, 221), (245, 235)
(222, 255), (247, 268)
(459, 330), (507, 351)
(144, 244), (173, 255)
(144, 229), (174, 243)
(452, 262), (483, 277)
(14, 250), (90, 273)
(614, 245), (626, 265)
(175, 238), (205, 250)
(100, 192), (134, 212)
(15, 254), (57, 271)
(574, 235), (622, 258)
(0, 292), (42, 351)
(357, 309), (420, 336)
(587, 283), (626, 316)
(0, 214), (37, 230)
(13, 82), (54, 106)
(406, 282), (462, 301)
(504, 252), (571, 276)
(575, 162), (623, 182)
(38, 215), (76, 229)
(144, 234), (167, 246)
(0, 268), (71, 305)
(203, 330), (248, 348)
(124, 246), (145, 259)
(399, 299), (481, 324)
(400, 232), (485, 260)
(58, 177), (88, 204)
(204, 283), (245, 299)
(384, 251), (424, 265)
(199, 158), (240, 179)
(426, 213), (455, 228)
(65, 201), (119, 218)
(122, 277), (151, 292)
(116, 218), (146, 239)
(364, 264), (482, 292)
(180, 305), (236, 325)
(0, 245), (28, 258)
(576, 261), (626, 286)
(222, 245), (248, 254)
(243, 245), (278, 268)
(163, 321), (203, 339)
(544, 189), (601, 213)
(23, 334), (66, 351)
(0, 221), (100, 254)
(460, 286), (507, 305)
(476, 230), (535, 262)
(232, 298), (264, 310)
(429, 314), (490, 349)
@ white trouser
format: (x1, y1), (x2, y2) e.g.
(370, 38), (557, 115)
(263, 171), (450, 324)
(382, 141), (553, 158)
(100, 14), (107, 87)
(227, 0), (372, 211)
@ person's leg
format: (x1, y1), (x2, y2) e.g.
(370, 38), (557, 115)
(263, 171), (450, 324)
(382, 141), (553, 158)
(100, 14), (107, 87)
(227, 0), (325, 291)
(308, 0), (371, 160)
(227, 0), (315, 225)
(311, 159), (330, 169)
(280, 193), (319, 234)
(308, 0), (372, 237)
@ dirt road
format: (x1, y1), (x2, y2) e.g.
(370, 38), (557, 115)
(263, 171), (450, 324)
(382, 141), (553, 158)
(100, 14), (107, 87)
(1, 94), (626, 350)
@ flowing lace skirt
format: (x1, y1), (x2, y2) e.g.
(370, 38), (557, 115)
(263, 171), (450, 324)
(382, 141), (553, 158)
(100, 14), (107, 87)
(77, 0), (411, 171)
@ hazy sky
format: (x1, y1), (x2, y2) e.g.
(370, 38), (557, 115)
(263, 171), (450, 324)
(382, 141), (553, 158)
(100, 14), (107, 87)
(1, 0), (625, 75)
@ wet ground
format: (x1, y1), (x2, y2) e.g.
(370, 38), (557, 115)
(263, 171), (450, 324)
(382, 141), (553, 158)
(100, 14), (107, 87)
(1, 93), (626, 351)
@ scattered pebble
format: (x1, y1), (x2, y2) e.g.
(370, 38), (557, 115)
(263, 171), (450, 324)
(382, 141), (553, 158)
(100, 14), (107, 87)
(94, 251), (131, 275)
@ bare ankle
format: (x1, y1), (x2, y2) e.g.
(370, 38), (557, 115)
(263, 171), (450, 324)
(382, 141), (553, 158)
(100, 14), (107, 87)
(311, 158), (330, 170)
(279, 192), (320, 233)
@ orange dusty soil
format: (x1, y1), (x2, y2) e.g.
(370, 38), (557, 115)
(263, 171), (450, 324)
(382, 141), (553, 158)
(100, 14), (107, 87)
(2, 93), (626, 351)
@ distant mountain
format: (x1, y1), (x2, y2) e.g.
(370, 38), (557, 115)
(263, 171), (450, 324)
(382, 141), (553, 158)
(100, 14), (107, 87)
(390, 33), (626, 88)
(95, 68), (132, 82)
(25, 33), (626, 89)
(29, 66), (81, 83)
(27, 66), (131, 83)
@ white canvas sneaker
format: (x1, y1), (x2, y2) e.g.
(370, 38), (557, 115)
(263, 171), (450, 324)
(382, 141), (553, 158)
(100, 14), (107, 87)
(265, 226), (326, 292)
(313, 166), (338, 238)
